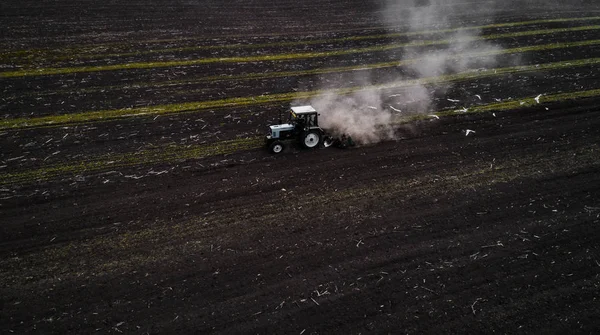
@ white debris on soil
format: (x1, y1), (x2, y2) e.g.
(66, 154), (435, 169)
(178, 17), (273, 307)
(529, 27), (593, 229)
(471, 298), (484, 315)
(482, 241), (504, 248)
(465, 129), (476, 136)
(388, 105), (402, 113)
(534, 94), (543, 103)
(148, 170), (169, 175)
(447, 98), (460, 103)
(428, 114), (440, 120)
(124, 174), (144, 180)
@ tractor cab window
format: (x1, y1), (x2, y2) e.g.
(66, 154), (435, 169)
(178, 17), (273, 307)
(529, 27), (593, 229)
(291, 113), (316, 125)
(290, 111), (318, 128)
(306, 113), (316, 127)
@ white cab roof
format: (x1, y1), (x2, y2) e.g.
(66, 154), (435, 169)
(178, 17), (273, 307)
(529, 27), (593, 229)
(291, 105), (316, 114)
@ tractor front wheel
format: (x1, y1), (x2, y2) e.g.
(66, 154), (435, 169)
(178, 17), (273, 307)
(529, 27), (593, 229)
(269, 141), (284, 154)
(302, 131), (321, 149)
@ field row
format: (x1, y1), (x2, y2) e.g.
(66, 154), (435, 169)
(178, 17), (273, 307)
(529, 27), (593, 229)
(3, 3), (600, 333)
(2, 14), (600, 188)
(2, 88), (600, 186)
(2, 19), (599, 123)
(2, 133), (598, 284)
(2, 28), (599, 120)
(2, 24), (600, 77)
(2, 54), (599, 129)
(5, 39), (597, 100)
(3, 16), (599, 66)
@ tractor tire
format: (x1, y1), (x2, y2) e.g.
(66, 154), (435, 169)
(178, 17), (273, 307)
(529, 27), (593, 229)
(302, 131), (321, 149)
(269, 141), (284, 154)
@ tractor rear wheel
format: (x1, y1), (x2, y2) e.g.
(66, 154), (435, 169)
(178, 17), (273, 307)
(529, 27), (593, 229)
(269, 141), (284, 154)
(302, 131), (321, 149)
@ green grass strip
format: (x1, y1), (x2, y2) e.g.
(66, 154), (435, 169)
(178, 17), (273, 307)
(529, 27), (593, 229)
(64, 17), (600, 60)
(206, 50), (600, 87)
(2, 88), (600, 186)
(0, 137), (263, 185)
(24, 40), (600, 98)
(3, 16), (600, 62)
(2, 25), (600, 78)
(1, 41), (599, 131)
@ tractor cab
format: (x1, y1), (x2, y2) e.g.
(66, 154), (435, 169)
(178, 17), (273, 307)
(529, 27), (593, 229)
(289, 105), (319, 130)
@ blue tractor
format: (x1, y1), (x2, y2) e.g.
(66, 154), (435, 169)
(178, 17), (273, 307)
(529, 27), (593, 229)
(265, 105), (353, 154)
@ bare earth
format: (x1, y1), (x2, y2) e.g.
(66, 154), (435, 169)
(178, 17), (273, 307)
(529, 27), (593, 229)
(1, 1), (600, 334)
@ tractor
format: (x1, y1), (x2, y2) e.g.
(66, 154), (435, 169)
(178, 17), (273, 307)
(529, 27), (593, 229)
(265, 105), (353, 154)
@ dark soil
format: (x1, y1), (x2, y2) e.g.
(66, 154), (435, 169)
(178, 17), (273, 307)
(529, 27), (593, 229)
(1, 1), (600, 334)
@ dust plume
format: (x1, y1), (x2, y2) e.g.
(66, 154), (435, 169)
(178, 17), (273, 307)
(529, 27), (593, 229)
(312, 89), (396, 145)
(307, 0), (506, 144)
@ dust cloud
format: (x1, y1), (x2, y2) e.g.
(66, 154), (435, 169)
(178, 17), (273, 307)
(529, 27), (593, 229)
(307, 0), (506, 144)
(311, 90), (396, 145)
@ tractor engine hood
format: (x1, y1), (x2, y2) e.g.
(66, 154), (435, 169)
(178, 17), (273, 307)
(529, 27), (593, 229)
(267, 123), (295, 140)
(269, 124), (294, 132)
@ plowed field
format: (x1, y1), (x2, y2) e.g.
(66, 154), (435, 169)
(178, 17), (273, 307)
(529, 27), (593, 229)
(1, 1), (600, 333)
